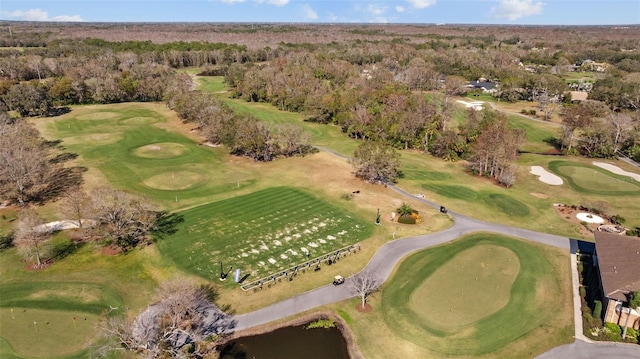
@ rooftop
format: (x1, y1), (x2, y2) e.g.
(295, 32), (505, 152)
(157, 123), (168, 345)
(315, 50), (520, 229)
(594, 231), (640, 302)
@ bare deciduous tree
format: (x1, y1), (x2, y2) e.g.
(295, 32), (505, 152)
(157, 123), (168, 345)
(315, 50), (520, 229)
(0, 120), (52, 205)
(350, 270), (381, 309)
(90, 187), (157, 251)
(13, 207), (53, 268)
(94, 280), (235, 358)
(58, 185), (91, 229)
(352, 141), (401, 184)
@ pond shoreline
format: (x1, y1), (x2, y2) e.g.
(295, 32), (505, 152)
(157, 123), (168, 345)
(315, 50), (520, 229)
(216, 309), (364, 359)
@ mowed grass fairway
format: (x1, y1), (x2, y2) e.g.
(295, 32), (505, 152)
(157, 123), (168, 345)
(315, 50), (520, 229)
(158, 187), (372, 284)
(373, 234), (572, 357)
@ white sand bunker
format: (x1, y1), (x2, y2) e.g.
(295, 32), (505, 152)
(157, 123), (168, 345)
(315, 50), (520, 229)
(576, 212), (605, 224)
(530, 166), (563, 185)
(593, 162), (640, 182)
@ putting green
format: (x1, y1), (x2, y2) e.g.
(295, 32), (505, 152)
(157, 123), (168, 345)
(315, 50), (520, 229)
(133, 142), (190, 159)
(143, 170), (208, 190)
(549, 160), (640, 195)
(410, 244), (519, 330)
(382, 234), (561, 355)
(120, 116), (160, 125)
(75, 112), (119, 121)
(0, 308), (99, 358)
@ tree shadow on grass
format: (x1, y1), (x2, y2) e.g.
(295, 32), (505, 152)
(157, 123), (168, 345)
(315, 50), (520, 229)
(151, 211), (185, 240)
(48, 237), (86, 262)
(544, 136), (563, 151)
(0, 233), (13, 251)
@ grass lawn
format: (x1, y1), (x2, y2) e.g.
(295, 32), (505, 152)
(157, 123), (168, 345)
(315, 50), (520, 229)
(0, 308), (100, 358)
(506, 114), (558, 154)
(158, 186), (373, 285)
(332, 233), (573, 359)
(197, 76), (226, 92)
(0, 237), (179, 358)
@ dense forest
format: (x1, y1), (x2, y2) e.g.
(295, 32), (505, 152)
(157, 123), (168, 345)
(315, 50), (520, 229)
(1, 22), (639, 194)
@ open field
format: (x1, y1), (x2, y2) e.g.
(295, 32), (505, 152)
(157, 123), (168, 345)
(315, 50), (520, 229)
(330, 233), (573, 359)
(158, 186), (373, 284)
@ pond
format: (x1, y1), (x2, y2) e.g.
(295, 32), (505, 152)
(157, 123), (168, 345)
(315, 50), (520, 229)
(220, 324), (350, 359)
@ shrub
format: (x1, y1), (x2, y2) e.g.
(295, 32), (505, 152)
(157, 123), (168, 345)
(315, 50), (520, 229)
(529, 109), (537, 115)
(604, 322), (622, 340)
(593, 300), (602, 319)
(306, 318), (336, 329)
(398, 215), (416, 224)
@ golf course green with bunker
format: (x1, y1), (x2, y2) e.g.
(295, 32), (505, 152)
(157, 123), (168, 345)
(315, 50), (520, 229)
(157, 186), (373, 285)
(548, 160), (640, 195)
(381, 233), (570, 356)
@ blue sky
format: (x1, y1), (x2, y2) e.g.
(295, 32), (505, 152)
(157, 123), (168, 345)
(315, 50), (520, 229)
(1, 1), (638, 25)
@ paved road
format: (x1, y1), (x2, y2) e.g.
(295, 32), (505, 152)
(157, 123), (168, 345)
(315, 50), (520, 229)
(536, 340), (640, 359)
(231, 149), (639, 358)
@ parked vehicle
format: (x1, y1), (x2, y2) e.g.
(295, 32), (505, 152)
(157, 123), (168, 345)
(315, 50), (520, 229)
(333, 275), (345, 285)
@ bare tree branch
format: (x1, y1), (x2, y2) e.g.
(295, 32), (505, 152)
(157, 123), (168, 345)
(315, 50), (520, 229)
(350, 270), (382, 308)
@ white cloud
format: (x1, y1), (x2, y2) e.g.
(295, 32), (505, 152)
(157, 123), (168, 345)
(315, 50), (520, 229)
(1, 9), (83, 22)
(254, 0), (289, 6)
(396, 6), (406, 13)
(218, 0), (247, 4)
(302, 4), (318, 20)
(367, 4), (387, 16)
(407, 0), (437, 9)
(491, 0), (544, 21)
(266, 0), (289, 6)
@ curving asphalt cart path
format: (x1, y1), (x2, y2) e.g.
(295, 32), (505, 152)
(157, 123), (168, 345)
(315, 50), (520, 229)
(231, 148), (640, 358)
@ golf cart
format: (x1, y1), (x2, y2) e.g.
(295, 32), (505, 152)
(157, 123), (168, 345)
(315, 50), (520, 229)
(333, 275), (345, 286)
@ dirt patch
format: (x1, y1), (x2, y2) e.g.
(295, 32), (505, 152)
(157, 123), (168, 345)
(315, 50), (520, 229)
(530, 192), (549, 199)
(24, 261), (52, 271)
(553, 204), (623, 238)
(355, 303), (372, 313)
(101, 245), (122, 256)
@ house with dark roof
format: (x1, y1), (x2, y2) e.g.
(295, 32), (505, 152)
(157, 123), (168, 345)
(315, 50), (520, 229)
(468, 80), (498, 94)
(593, 231), (640, 330)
